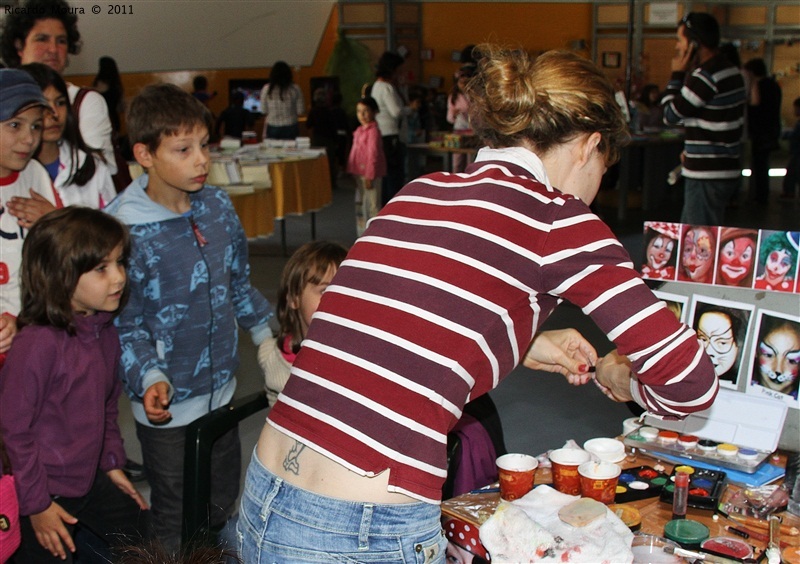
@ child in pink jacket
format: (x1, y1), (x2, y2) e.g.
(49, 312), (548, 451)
(347, 96), (387, 236)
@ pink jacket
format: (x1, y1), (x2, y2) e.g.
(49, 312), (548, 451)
(347, 122), (387, 181)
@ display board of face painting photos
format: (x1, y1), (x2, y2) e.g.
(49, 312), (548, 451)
(639, 223), (800, 453)
(641, 222), (800, 293)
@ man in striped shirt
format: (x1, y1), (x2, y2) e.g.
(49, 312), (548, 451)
(661, 12), (746, 225)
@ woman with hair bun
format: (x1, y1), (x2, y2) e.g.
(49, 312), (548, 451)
(239, 45), (718, 563)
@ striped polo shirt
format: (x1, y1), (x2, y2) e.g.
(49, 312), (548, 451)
(268, 147), (718, 503)
(662, 53), (746, 180)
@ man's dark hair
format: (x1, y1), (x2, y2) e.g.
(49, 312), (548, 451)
(680, 12), (721, 50)
(192, 75), (208, 92)
(743, 58), (768, 78)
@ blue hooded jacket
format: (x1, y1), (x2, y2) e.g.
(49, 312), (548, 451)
(105, 175), (273, 427)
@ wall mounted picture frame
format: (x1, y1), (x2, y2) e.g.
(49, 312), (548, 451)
(602, 51), (621, 68)
(652, 290), (688, 324)
(688, 296), (754, 390)
(747, 309), (800, 407)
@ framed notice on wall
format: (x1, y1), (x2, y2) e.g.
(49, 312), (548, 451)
(648, 3), (679, 25)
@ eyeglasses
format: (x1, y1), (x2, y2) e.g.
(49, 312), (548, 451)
(680, 14), (693, 29)
(697, 329), (736, 354)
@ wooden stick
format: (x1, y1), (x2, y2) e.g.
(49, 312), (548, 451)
(728, 513), (799, 536)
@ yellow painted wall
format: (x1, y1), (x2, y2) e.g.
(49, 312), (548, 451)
(62, 2), (797, 129)
(421, 3), (593, 93)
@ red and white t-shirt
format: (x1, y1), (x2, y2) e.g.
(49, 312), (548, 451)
(0, 161), (60, 316)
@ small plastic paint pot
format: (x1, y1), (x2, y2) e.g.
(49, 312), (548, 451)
(657, 430), (679, 444)
(717, 443), (738, 457)
(700, 536), (753, 560)
(639, 427), (659, 441)
(782, 545), (800, 564)
(616, 485), (628, 494)
(631, 533), (681, 563)
(651, 476), (668, 486)
(698, 439), (718, 452)
(688, 487), (709, 497)
(619, 473), (635, 484)
(738, 448), (758, 461)
(678, 435), (699, 449)
(609, 504), (641, 532)
(583, 437), (626, 463)
(629, 480), (649, 490)
(664, 519), (709, 549)
(692, 478), (713, 490)
(674, 465), (695, 475)
(623, 417), (643, 436)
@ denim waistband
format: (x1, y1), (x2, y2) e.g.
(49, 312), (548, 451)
(245, 448), (441, 537)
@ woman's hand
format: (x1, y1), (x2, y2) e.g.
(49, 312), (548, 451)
(107, 468), (149, 510)
(30, 501), (77, 560)
(6, 189), (57, 228)
(594, 350), (635, 402)
(523, 329), (597, 384)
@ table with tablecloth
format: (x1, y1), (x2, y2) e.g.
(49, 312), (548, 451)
(442, 450), (800, 562)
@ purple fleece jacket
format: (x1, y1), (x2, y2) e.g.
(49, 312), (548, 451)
(0, 312), (126, 515)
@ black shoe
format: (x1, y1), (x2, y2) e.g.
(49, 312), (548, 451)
(123, 459), (147, 482)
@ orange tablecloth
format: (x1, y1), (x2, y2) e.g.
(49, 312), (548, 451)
(269, 155), (332, 219)
(229, 188), (274, 238)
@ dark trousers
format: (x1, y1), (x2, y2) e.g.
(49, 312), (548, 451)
(266, 124), (299, 140)
(135, 422), (241, 554)
(750, 145), (773, 203)
(13, 470), (149, 564)
(381, 134), (406, 206)
(784, 152), (800, 197)
(680, 177), (740, 225)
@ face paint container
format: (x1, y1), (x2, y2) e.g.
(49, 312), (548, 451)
(672, 471), (689, 520)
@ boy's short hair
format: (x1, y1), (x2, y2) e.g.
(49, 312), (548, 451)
(0, 68), (48, 121)
(127, 83), (213, 152)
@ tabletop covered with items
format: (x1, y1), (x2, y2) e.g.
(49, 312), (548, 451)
(442, 404), (800, 564)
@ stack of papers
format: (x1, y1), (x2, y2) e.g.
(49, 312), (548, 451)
(222, 184), (254, 196)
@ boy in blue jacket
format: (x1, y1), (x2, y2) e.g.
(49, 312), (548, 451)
(105, 83), (274, 553)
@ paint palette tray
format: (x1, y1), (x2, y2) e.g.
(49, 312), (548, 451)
(659, 466), (727, 511)
(614, 465), (670, 503)
(623, 430), (769, 473)
(622, 388), (788, 474)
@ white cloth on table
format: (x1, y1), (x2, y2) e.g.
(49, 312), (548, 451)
(480, 485), (634, 563)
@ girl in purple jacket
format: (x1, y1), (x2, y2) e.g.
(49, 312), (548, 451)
(0, 207), (149, 563)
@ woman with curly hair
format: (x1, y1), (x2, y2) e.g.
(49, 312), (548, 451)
(1, 0), (115, 170)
